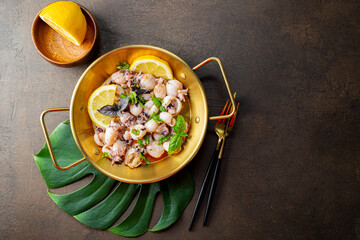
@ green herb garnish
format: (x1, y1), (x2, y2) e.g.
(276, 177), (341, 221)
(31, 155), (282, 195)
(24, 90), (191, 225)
(144, 135), (150, 145)
(151, 97), (166, 112)
(137, 139), (144, 147)
(129, 91), (138, 105)
(138, 101), (145, 108)
(120, 93), (127, 99)
(117, 62), (130, 70)
(137, 95), (147, 104)
(159, 106), (166, 112)
(168, 115), (188, 154)
(149, 112), (163, 124)
(158, 134), (171, 145)
(168, 134), (183, 155)
(132, 82), (140, 88)
(131, 129), (140, 135)
(102, 152), (112, 158)
(128, 90), (148, 108)
(151, 97), (162, 106)
(139, 152), (150, 164)
(179, 132), (188, 137)
(173, 115), (186, 134)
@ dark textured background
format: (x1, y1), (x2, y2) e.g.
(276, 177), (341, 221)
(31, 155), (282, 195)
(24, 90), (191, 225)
(1, 0), (360, 239)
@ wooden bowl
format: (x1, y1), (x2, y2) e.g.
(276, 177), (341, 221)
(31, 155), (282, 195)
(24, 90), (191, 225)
(31, 4), (99, 67)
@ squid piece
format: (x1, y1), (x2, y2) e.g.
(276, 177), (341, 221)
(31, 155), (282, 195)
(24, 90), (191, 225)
(144, 100), (154, 109)
(125, 148), (142, 168)
(177, 88), (188, 102)
(133, 141), (147, 155)
(111, 71), (127, 84)
(129, 124), (147, 140)
(153, 133), (162, 141)
(142, 93), (152, 100)
(162, 96), (182, 115)
(120, 112), (135, 127)
(155, 123), (169, 136)
(159, 112), (176, 126)
(145, 119), (159, 133)
(162, 141), (169, 152)
(144, 100), (159, 116)
(166, 79), (183, 97)
(112, 140), (127, 157)
(154, 78), (167, 99)
(130, 104), (143, 117)
(146, 141), (165, 158)
(104, 127), (118, 146)
(123, 130), (133, 145)
(148, 105), (159, 116)
(102, 145), (112, 155)
(137, 112), (150, 125)
(109, 119), (123, 131)
(110, 140), (127, 164)
(140, 74), (156, 90)
(94, 132), (105, 146)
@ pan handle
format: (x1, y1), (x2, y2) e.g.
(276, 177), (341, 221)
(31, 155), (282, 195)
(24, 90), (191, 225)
(193, 57), (236, 121)
(40, 108), (87, 170)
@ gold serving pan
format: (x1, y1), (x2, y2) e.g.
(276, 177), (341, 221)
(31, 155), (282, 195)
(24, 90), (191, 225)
(40, 45), (235, 184)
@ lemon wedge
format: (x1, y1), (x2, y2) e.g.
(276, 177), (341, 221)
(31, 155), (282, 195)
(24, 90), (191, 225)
(39, 1), (87, 46)
(88, 85), (117, 128)
(130, 55), (173, 80)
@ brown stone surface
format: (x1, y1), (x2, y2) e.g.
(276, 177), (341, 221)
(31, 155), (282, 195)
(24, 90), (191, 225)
(1, 0), (360, 239)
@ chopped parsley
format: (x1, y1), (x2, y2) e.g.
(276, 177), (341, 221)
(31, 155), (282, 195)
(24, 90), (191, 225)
(158, 134), (171, 145)
(102, 152), (111, 158)
(149, 112), (163, 124)
(129, 91), (138, 105)
(138, 101), (145, 108)
(132, 82), (140, 88)
(151, 97), (166, 112)
(139, 152), (150, 164)
(137, 94), (146, 103)
(137, 139), (144, 147)
(144, 135), (150, 145)
(117, 62), (130, 70)
(131, 129), (140, 135)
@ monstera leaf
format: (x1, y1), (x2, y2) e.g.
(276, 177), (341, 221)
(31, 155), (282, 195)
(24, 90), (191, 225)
(33, 119), (194, 237)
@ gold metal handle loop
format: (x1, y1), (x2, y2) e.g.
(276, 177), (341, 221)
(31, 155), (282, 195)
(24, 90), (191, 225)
(193, 57), (236, 121)
(40, 108), (86, 170)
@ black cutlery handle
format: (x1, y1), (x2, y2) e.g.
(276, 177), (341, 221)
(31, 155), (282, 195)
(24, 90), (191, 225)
(188, 148), (219, 231)
(203, 156), (221, 226)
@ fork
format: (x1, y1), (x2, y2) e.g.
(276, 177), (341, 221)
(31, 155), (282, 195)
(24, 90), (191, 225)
(188, 95), (239, 230)
(203, 101), (240, 225)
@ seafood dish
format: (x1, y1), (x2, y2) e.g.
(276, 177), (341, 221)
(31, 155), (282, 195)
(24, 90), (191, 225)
(90, 62), (189, 168)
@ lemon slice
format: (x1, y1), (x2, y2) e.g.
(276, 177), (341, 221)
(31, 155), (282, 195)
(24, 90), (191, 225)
(130, 55), (173, 79)
(88, 85), (117, 128)
(39, 1), (87, 46)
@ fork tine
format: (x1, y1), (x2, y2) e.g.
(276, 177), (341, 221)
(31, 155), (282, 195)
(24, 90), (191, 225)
(216, 100), (229, 124)
(221, 98), (233, 125)
(220, 92), (237, 125)
(229, 103), (240, 128)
